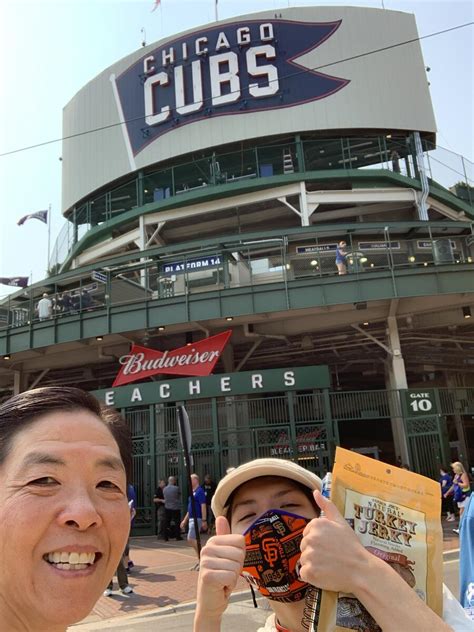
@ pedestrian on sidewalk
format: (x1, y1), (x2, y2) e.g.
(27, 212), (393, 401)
(164, 475), (183, 541)
(203, 473), (217, 531)
(104, 487), (135, 596)
(194, 458), (472, 631)
(181, 473), (207, 568)
(124, 483), (137, 572)
(447, 462), (472, 533)
(154, 478), (167, 539)
(440, 465), (455, 521)
(103, 554), (133, 596)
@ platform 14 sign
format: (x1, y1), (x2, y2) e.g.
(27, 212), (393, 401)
(115, 19), (349, 154)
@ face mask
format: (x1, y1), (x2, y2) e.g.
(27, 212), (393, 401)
(242, 509), (310, 603)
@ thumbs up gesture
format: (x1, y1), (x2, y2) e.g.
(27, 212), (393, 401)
(195, 516), (246, 628)
(299, 490), (371, 595)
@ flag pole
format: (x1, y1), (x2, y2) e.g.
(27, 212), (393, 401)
(177, 406), (202, 557)
(215, 0), (218, 22)
(47, 203), (51, 274)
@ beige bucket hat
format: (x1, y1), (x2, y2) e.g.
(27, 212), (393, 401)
(211, 458), (322, 517)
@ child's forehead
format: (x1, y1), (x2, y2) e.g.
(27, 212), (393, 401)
(232, 476), (300, 503)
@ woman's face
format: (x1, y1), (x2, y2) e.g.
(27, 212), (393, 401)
(229, 476), (318, 535)
(452, 463), (462, 475)
(0, 410), (130, 629)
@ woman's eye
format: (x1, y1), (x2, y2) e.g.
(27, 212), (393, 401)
(28, 477), (58, 486)
(97, 480), (122, 491)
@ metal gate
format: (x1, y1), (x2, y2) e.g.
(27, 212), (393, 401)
(127, 406), (155, 535)
(124, 388), (456, 535)
(404, 415), (449, 479)
(402, 389), (450, 479)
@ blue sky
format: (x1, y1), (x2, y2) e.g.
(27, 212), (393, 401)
(0, 0), (472, 296)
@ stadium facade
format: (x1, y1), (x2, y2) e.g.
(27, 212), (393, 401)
(1, 5), (473, 534)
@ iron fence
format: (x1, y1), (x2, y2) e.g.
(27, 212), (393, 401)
(2, 223), (474, 331)
(46, 135), (474, 271)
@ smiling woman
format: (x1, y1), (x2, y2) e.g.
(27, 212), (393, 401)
(0, 387), (132, 632)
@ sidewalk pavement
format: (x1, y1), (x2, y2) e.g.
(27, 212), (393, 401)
(71, 518), (462, 630)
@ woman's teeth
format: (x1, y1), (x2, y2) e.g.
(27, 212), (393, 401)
(45, 551), (96, 570)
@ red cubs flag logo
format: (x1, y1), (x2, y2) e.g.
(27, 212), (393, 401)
(113, 330), (231, 387)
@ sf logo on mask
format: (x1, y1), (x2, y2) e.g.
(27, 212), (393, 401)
(262, 537), (280, 567)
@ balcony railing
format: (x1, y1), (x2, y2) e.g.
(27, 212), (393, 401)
(2, 222), (473, 332)
(47, 135), (474, 273)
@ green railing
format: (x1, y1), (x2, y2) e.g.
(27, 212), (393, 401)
(2, 222), (473, 332)
(48, 134), (474, 272)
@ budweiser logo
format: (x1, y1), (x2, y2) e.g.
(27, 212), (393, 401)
(113, 330), (231, 387)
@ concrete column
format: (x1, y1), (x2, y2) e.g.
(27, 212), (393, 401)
(224, 396), (240, 468)
(221, 343), (234, 374)
(139, 215), (147, 288)
(385, 316), (410, 465)
(13, 369), (27, 395)
(299, 182), (310, 226)
(444, 373), (470, 465)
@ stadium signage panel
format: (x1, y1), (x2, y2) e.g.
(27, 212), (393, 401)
(417, 240), (456, 250)
(161, 255), (222, 275)
(96, 364), (331, 407)
(91, 270), (107, 284)
(358, 241), (401, 250)
(113, 330), (232, 386)
(403, 389), (438, 416)
(116, 19), (348, 155)
(296, 244), (338, 254)
(271, 428), (327, 457)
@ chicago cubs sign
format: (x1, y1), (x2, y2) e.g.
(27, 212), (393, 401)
(115, 19), (349, 155)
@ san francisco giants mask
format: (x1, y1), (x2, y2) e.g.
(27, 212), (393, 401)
(242, 509), (310, 602)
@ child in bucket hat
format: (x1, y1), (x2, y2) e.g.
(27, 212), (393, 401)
(194, 458), (470, 631)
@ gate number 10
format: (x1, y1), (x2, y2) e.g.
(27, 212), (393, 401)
(410, 398), (432, 412)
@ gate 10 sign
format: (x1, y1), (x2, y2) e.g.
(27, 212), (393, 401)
(404, 390), (438, 416)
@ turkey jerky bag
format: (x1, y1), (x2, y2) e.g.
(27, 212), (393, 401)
(316, 447), (443, 631)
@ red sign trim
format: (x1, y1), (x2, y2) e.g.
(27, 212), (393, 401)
(113, 330), (232, 387)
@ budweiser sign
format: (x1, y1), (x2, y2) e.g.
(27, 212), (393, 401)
(113, 330), (232, 387)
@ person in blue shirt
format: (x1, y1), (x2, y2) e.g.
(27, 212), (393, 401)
(459, 495), (474, 622)
(440, 465), (455, 521)
(181, 473), (208, 569)
(335, 241), (348, 275)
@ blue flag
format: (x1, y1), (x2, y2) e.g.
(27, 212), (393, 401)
(0, 276), (29, 288)
(17, 210), (48, 226)
(460, 494), (474, 620)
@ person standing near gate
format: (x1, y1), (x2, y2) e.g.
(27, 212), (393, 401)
(203, 473), (217, 531)
(154, 479), (167, 540)
(181, 473), (208, 569)
(164, 476), (183, 541)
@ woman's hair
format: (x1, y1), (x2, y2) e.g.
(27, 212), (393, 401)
(451, 461), (466, 475)
(0, 386), (132, 480)
(226, 475), (320, 525)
